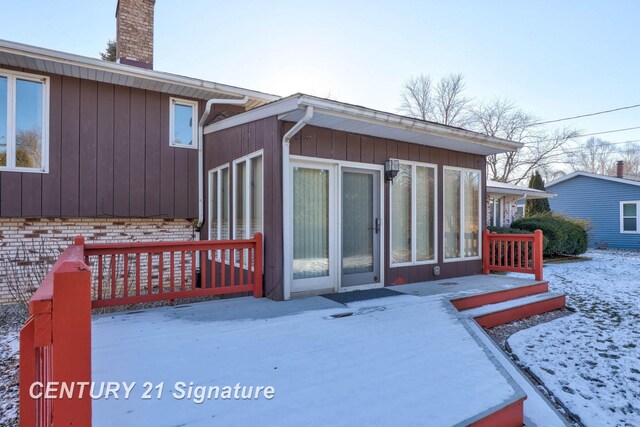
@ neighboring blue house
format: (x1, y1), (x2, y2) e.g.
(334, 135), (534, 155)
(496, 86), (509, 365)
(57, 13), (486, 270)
(546, 170), (640, 249)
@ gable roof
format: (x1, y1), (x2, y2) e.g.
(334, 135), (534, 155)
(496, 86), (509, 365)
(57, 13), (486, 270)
(0, 39), (279, 108)
(486, 180), (555, 199)
(205, 93), (523, 155)
(546, 171), (640, 188)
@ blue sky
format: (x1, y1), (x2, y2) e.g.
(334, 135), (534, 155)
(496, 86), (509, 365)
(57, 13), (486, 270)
(2, 0), (639, 144)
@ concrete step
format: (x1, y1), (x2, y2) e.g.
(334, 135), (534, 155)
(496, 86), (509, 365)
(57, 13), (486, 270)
(450, 281), (549, 311)
(461, 292), (566, 328)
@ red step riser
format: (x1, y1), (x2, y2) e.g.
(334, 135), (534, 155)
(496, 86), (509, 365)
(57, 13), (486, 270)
(451, 282), (549, 311)
(469, 397), (525, 427)
(474, 295), (566, 328)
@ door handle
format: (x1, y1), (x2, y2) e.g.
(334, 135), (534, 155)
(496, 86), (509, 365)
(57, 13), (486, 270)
(368, 218), (381, 234)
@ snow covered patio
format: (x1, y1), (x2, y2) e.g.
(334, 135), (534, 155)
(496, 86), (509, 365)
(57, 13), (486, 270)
(91, 275), (568, 426)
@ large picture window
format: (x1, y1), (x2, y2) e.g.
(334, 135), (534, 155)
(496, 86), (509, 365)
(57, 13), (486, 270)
(0, 69), (49, 172)
(169, 97), (198, 149)
(390, 161), (436, 265)
(444, 167), (481, 261)
(620, 201), (640, 233)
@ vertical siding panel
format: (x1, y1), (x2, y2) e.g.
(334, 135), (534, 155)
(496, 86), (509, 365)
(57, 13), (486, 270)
(96, 82), (114, 216)
(79, 79), (98, 216)
(144, 91), (161, 217)
(300, 126), (316, 157)
(21, 172), (41, 216)
(187, 147), (198, 219)
(397, 141), (410, 160)
(346, 133), (360, 162)
(360, 136), (374, 163)
(419, 146), (431, 163)
(60, 76), (80, 217)
(373, 137), (387, 164)
(386, 139), (398, 159)
(159, 94), (174, 217)
(409, 143), (420, 163)
(331, 130), (347, 160)
(129, 88), (146, 217)
(174, 148), (189, 218)
(41, 74), (62, 216)
(315, 127), (332, 159)
(113, 86), (131, 216)
(1, 173), (21, 216)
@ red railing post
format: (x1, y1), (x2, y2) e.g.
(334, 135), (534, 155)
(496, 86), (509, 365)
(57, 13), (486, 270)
(52, 261), (92, 425)
(19, 318), (37, 427)
(533, 229), (544, 281)
(253, 232), (263, 298)
(482, 229), (490, 275)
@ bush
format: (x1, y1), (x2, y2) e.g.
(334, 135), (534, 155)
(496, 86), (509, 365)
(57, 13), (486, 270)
(511, 214), (588, 256)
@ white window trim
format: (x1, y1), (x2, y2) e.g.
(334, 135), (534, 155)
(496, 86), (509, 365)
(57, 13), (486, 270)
(620, 201), (640, 234)
(389, 160), (438, 268)
(443, 166), (483, 263)
(232, 150), (264, 240)
(0, 68), (50, 173)
(208, 164), (229, 262)
(169, 97), (198, 149)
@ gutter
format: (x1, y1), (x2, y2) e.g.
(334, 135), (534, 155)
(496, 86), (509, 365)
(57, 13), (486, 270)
(282, 105), (314, 300)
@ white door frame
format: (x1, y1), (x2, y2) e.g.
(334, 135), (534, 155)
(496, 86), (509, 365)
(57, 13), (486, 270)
(287, 155), (385, 295)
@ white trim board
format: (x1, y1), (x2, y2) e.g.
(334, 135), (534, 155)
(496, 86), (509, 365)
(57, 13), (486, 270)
(547, 171), (640, 188)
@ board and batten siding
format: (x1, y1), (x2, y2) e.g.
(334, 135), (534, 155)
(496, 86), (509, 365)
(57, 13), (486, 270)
(204, 119), (488, 300)
(0, 66), (201, 219)
(287, 123), (488, 287)
(548, 175), (640, 249)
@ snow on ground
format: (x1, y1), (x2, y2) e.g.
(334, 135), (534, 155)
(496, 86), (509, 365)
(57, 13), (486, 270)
(508, 250), (640, 427)
(92, 294), (519, 426)
(0, 328), (20, 426)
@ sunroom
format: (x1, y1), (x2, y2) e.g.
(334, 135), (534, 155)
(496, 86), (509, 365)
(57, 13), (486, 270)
(202, 94), (522, 300)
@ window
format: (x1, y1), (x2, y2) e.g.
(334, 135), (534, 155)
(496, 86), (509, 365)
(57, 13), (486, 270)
(390, 161), (437, 265)
(208, 165), (230, 241)
(0, 69), (49, 172)
(516, 204), (525, 218)
(169, 98), (198, 149)
(620, 201), (640, 233)
(444, 167), (481, 261)
(489, 197), (503, 227)
(233, 151), (264, 240)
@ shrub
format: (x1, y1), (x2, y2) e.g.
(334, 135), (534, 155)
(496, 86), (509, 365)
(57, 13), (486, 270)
(511, 214), (588, 256)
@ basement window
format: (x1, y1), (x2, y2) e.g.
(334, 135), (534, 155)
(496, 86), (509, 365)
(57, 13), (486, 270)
(169, 97), (198, 149)
(0, 69), (49, 173)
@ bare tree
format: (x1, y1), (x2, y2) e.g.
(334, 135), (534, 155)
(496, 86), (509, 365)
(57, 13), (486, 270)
(400, 73), (472, 127)
(615, 143), (640, 177)
(565, 137), (616, 175)
(470, 98), (578, 184)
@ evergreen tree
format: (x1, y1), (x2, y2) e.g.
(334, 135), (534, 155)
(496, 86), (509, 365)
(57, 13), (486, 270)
(525, 171), (551, 216)
(100, 40), (117, 62)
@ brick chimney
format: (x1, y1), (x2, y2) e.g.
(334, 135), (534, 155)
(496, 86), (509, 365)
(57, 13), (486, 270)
(617, 160), (624, 178)
(115, 0), (155, 69)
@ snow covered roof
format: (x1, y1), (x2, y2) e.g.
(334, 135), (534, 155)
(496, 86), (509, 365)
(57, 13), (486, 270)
(546, 171), (640, 188)
(486, 180), (555, 199)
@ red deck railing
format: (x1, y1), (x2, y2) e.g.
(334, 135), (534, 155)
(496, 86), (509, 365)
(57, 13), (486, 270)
(482, 229), (544, 281)
(19, 234), (264, 426)
(81, 233), (263, 308)
(19, 237), (92, 426)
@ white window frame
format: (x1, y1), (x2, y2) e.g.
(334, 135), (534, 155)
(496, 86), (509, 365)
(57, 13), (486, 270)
(208, 164), (230, 240)
(232, 150), (264, 240)
(169, 97), (198, 149)
(443, 166), (483, 262)
(620, 201), (640, 234)
(0, 68), (50, 173)
(389, 160), (438, 267)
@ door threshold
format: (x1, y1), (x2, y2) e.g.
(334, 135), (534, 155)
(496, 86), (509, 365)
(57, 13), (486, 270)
(338, 283), (384, 293)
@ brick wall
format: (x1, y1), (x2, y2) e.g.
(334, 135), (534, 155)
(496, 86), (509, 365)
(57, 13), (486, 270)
(0, 218), (194, 304)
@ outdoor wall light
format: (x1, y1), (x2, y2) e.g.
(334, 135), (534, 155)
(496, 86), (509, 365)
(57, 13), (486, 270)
(385, 159), (400, 181)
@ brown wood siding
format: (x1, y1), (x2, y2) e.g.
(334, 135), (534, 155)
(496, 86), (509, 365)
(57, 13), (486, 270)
(203, 116), (282, 299)
(0, 66), (199, 218)
(287, 123), (487, 288)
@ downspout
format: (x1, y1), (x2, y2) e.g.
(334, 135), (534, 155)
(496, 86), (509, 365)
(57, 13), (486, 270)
(197, 96), (249, 236)
(195, 96), (248, 285)
(282, 106), (314, 300)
